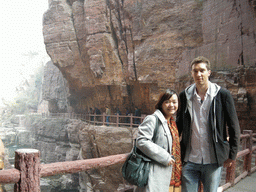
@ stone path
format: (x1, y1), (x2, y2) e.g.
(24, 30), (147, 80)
(225, 171), (256, 192)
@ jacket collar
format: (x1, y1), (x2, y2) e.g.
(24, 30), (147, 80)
(185, 81), (221, 101)
(153, 109), (167, 124)
(184, 81), (221, 117)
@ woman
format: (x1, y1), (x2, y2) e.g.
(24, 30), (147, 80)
(135, 89), (182, 192)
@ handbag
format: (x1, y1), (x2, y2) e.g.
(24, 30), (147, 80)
(122, 115), (159, 187)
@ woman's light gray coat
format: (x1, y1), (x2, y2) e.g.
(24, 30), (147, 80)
(135, 110), (173, 192)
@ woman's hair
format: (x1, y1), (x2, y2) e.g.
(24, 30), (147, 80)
(155, 89), (178, 112)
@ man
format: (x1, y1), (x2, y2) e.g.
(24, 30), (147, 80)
(176, 56), (240, 192)
(134, 107), (141, 125)
(105, 106), (111, 126)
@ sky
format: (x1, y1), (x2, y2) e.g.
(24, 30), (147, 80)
(0, 0), (50, 106)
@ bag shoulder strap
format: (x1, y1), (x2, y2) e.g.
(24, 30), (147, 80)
(152, 114), (160, 143)
(134, 114), (160, 149)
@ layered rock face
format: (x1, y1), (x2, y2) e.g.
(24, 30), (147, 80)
(42, 0), (203, 113)
(43, 0), (256, 130)
(43, 0), (256, 115)
(177, 0), (256, 76)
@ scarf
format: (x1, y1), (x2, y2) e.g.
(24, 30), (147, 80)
(168, 117), (182, 190)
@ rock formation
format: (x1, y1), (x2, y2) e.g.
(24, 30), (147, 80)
(28, 117), (134, 191)
(40, 61), (70, 113)
(42, 0), (256, 130)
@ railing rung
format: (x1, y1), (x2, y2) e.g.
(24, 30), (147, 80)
(0, 169), (20, 184)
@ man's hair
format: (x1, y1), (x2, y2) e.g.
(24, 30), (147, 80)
(191, 56), (211, 70)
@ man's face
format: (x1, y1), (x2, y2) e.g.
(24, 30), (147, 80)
(191, 63), (211, 86)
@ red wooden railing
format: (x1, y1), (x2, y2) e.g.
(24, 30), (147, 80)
(0, 150), (128, 192)
(197, 130), (256, 192)
(0, 130), (255, 191)
(3, 113), (256, 191)
(219, 130), (256, 191)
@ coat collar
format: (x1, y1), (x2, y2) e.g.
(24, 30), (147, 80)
(153, 109), (167, 124)
(184, 81), (221, 117)
(185, 81), (221, 100)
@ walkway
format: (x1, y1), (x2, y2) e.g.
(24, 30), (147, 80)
(225, 171), (256, 192)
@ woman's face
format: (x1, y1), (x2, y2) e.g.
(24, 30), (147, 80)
(161, 94), (178, 119)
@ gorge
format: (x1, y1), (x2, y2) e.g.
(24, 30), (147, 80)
(1, 0), (256, 191)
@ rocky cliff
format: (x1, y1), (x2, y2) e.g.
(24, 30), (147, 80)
(42, 0), (256, 130)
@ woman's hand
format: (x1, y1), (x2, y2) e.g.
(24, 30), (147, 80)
(167, 157), (175, 166)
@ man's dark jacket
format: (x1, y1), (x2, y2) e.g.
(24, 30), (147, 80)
(176, 83), (240, 166)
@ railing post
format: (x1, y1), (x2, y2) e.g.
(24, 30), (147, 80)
(94, 113), (96, 126)
(243, 130), (253, 175)
(14, 149), (40, 192)
(130, 113), (133, 128)
(226, 160), (236, 186)
(103, 113), (106, 126)
(116, 113), (119, 127)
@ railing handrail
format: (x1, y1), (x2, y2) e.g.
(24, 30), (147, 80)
(39, 112), (146, 128)
(7, 114), (256, 191)
(0, 153), (128, 184)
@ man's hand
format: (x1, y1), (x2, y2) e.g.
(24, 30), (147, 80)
(224, 159), (235, 168)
